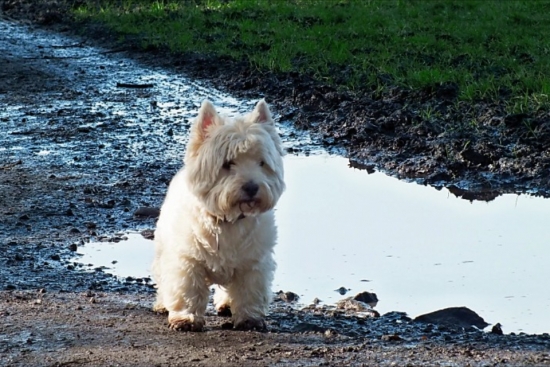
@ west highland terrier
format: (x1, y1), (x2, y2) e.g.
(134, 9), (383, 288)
(152, 99), (285, 331)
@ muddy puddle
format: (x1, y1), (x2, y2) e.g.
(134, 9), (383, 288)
(74, 154), (550, 335)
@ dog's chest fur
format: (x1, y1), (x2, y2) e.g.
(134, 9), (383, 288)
(196, 213), (276, 286)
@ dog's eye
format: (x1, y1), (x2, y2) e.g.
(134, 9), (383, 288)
(222, 161), (234, 170)
(259, 161), (265, 167)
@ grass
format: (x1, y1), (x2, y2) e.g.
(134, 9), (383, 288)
(74, 0), (550, 109)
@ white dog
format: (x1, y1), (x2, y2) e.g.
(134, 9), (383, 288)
(152, 99), (285, 331)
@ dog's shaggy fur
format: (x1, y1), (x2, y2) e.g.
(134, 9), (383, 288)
(152, 99), (285, 331)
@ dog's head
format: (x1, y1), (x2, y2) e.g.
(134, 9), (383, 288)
(184, 99), (285, 222)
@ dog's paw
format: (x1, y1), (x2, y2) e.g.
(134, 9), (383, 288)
(168, 316), (204, 332)
(234, 318), (267, 332)
(152, 303), (167, 314)
(216, 304), (232, 317)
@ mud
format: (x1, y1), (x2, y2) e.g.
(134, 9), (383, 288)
(1, 2), (550, 366)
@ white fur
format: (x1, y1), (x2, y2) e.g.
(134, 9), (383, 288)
(152, 99), (285, 331)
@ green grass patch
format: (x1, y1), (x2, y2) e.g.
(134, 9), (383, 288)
(74, 0), (550, 107)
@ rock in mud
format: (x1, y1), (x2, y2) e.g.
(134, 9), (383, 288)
(140, 229), (155, 240)
(133, 207), (160, 218)
(491, 323), (504, 335)
(414, 306), (489, 329)
(353, 291), (378, 307)
(335, 286), (349, 295)
(381, 334), (404, 342)
(276, 290), (299, 303)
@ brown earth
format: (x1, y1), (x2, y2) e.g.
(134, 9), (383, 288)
(2, 1), (550, 366)
(3, 290), (550, 367)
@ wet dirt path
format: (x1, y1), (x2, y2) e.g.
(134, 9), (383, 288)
(0, 18), (309, 292)
(2, 20), (550, 367)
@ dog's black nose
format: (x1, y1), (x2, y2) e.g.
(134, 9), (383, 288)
(242, 181), (259, 198)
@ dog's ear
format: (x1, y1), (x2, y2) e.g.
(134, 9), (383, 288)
(250, 99), (273, 125)
(197, 100), (222, 138)
(187, 100), (222, 157)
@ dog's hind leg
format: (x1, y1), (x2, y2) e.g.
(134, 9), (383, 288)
(159, 258), (210, 331)
(213, 286), (232, 317)
(152, 294), (167, 314)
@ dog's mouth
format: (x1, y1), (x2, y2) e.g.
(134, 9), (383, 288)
(237, 199), (261, 214)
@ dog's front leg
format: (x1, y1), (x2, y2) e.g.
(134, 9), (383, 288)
(160, 258), (209, 331)
(227, 259), (275, 331)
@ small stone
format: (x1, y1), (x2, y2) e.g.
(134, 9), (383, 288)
(134, 207), (160, 218)
(491, 323), (503, 335)
(50, 254), (61, 261)
(335, 287), (349, 295)
(353, 291), (379, 307)
(381, 334), (403, 342)
(277, 290), (299, 303)
(68, 243), (78, 251)
(141, 230), (155, 240)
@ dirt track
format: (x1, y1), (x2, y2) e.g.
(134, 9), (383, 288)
(3, 291), (550, 367)
(2, 2), (550, 366)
